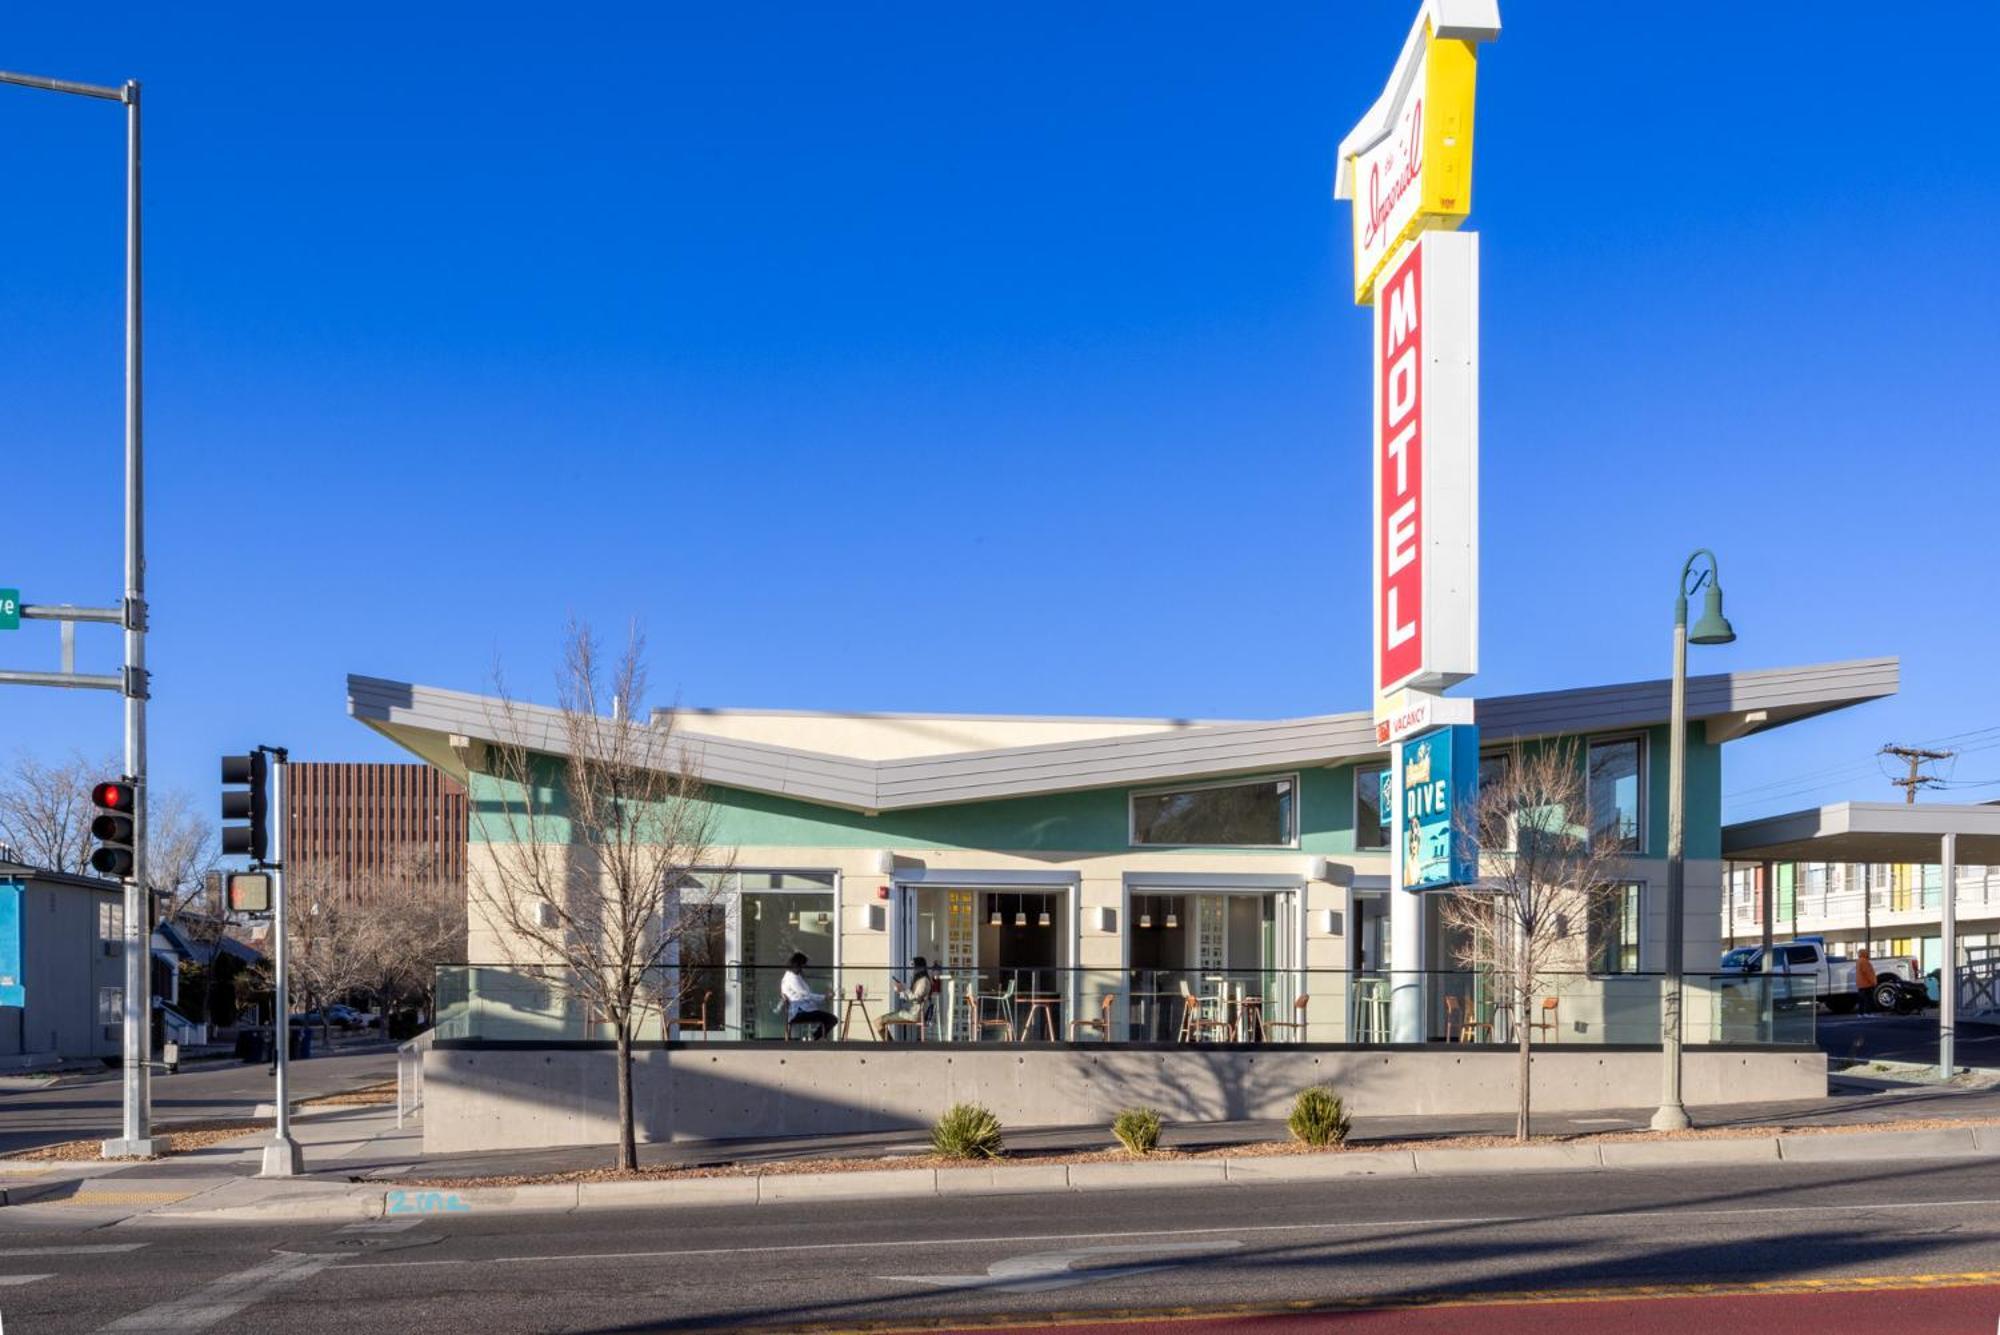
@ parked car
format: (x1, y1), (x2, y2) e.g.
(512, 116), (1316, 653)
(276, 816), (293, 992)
(289, 1004), (374, 1030)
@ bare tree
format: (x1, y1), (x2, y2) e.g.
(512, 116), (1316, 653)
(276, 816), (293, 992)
(286, 870), (375, 1052)
(149, 788), (220, 920)
(1, 749), (217, 916)
(476, 620), (727, 1171)
(0, 749), (103, 873)
(352, 854), (467, 1028)
(1437, 740), (1633, 1141)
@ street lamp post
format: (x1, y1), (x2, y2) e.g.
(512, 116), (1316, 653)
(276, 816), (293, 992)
(1651, 548), (1735, 1132)
(0, 68), (153, 1158)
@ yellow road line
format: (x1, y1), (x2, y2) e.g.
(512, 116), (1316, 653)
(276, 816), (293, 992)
(784, 1271), (2000, 1333)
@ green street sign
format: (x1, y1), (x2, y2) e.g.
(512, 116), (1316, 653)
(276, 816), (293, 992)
(0, 589), (18, 631)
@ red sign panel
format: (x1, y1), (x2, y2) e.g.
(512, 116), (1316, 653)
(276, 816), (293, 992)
(1376, 241), (1424, 692)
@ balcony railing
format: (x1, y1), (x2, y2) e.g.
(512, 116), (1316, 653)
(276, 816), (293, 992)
(434, 964), (1815, 1049)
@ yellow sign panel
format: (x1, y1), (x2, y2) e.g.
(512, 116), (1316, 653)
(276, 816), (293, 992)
(1336, 2), (1498, 305)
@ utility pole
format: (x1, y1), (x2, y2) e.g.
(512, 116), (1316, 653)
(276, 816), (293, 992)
(1881, 744), (1952, 804)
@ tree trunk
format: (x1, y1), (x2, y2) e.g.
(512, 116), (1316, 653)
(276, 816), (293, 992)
(1516, 965), (1533, 1142)
(614, 1020), (637, 1173)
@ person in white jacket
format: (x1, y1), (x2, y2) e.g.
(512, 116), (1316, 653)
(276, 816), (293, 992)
(780, 952), (839, 1039)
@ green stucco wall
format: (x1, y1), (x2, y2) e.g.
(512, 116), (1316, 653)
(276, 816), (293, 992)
(468, 727), (1724, 861)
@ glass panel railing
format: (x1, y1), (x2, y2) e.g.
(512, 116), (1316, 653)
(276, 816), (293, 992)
(432, 964), (1820, 1047)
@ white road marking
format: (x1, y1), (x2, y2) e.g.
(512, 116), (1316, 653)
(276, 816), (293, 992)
(337, 1195), (2000, 1270)
(0, 1246), (146, 1257)
(336, 1218), (421, 1234)
(0, 1275), (52, 1286)
(97, 1252), (339, 1332)
(884, 1241), (1243, 1293)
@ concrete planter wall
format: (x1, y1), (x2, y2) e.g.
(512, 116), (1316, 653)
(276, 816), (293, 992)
(421, 1044), (1826, 1155)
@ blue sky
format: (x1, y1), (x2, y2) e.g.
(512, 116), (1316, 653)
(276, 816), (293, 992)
(3, 3), (1996, 822)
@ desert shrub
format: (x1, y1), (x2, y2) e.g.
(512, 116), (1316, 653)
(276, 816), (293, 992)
(1287, 1085), (1352, 1148)
(1112, 1107), (1163, 1156)
(931, 1102), (1004, 1159)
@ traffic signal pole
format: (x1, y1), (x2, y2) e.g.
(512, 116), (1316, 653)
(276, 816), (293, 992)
(261, 752), (301, 1176)
(113, 78), (154, 1161)
(0, 68), (153, 1159)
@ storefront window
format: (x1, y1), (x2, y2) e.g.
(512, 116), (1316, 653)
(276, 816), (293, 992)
(1131, 775), (1297, 847)
(1586, 736), (1644, 853)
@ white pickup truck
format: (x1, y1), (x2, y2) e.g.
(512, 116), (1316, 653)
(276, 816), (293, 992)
(1717, 941), (1923, 1013)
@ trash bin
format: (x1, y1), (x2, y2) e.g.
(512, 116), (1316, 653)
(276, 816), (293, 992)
(235, 1029), (270, 1064)
(162, 1040), (180, 1075)
(289, 1026), (312, 1061)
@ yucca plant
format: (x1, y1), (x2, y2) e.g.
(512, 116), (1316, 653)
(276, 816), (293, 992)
(931, 1102), (1005, 1160)
(1112, 1107), (1163, 1156)
(1287, 1085), (1352, 1148)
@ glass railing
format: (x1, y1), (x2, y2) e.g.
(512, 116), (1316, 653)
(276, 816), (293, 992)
(436, 963), (1820, 1048)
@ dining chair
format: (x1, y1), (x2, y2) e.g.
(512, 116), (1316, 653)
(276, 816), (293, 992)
(1529, 995), (1561, 1043)
(1067, 992), (1116, 1042)
(976, 979), (1018, 1042)
(1262, 993), (1310, 1042)
(1442, 995), (1464, 1043)
(678, 989), (717, 1036)
(1177, 978), (1230, 1043)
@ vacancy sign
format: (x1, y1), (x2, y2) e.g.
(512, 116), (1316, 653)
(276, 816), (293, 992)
(1372, 229), (1478, 700)
(1335, 0), (1497, 305)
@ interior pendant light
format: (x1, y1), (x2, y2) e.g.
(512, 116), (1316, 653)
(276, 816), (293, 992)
(1014, 893), (1027, 928)
(1037, 896), (1051, 928)
(1165, 899), (1179, 930)
(988, 895), (1001, 927)
(1139, 896), (1153, 930)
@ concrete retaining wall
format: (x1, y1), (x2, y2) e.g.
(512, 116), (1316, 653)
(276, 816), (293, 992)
(421, 1044), (1827, 1155)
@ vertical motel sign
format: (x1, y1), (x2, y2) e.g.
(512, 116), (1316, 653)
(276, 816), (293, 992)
(1339, 1), (1497, 890)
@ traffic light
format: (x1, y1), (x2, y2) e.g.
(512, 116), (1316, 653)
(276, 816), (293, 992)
(89, 780), (136, 877)
(220, 753), (268, 861)
(225, 871), (272, 914)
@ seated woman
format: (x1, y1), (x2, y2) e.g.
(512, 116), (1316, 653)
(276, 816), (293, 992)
(877, 956), (936, 1039)
(779, 952), (840, 1040)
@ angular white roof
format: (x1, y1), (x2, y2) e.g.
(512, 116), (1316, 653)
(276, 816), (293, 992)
(348, 657), (1897, 814)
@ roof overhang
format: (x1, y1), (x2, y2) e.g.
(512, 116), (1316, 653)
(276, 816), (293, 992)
(349, 656), (1897, 814)
(1724, 801), (2000, 865)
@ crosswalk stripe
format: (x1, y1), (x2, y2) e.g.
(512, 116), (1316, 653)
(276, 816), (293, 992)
(98, 1252), (338, 1332)
(0, 1275), (53, 1286)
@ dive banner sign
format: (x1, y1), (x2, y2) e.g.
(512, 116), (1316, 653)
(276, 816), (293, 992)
(1398, 724), (1478, 891)
(1372, 229), (1478, 699)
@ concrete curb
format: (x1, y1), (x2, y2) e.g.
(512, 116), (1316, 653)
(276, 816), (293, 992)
(30, 1119), (2000, 1223)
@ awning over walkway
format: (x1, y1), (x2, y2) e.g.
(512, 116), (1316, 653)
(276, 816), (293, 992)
(1723, 802), (2000, 864)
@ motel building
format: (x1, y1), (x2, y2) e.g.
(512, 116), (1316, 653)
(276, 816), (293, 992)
(351, 657), (1894, 1155)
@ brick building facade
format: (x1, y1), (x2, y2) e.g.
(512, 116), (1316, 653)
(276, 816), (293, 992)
(284, 762), (467, 901)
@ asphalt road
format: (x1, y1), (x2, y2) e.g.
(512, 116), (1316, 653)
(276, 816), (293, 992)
(8, 1153), (2000, 1331)
(1819, 1012), (2000, 1068)
(0, 1047), (396, 1155)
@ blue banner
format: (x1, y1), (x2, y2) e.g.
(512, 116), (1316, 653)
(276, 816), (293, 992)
(0, 881), (23, 1007)
(1399, 724), (1479, 891)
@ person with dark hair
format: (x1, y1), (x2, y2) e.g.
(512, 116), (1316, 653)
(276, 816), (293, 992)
(779, 952), (838, 1040)
(879, 955), (936, 1038)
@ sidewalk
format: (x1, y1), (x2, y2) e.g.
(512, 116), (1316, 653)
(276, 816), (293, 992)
(10, 1074), (2000, 1225)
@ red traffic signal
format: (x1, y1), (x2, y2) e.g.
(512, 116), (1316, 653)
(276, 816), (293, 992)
(89, 779), (136, 878)
(91, 781), (133, 812)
